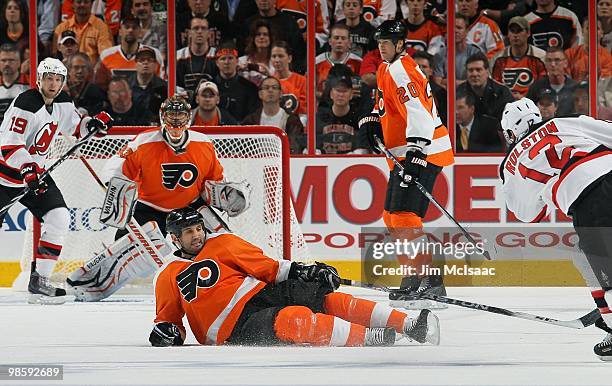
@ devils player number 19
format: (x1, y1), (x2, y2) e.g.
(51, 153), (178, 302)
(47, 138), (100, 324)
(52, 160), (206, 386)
(9, 116), (27, 134)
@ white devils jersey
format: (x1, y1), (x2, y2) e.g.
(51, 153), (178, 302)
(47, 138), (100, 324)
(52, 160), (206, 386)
(501, 116), (612, 222)
(0, 89), (86, 187)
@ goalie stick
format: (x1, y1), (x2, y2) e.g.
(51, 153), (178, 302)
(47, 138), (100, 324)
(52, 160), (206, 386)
(0, 127), (101, 217)
(374, 135), (492, 260)
(340, 278), (600, 329)
(60, 133), (165, 268)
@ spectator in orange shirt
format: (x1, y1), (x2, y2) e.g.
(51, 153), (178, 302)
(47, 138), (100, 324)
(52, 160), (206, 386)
(94, 16), (164, 91)
(190, 80), (238, 126)
(403, 0), (445, 54)
(564, 18), (612, 82)
(52, 0), (114, 65)
(316, 23), (362, 97)
(61, 0), (122, 36)
(271, 41), (307, 123)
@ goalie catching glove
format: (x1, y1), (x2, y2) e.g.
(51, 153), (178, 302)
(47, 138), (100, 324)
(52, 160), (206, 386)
(149, 322), (185, 347)
(202, 180), (251, 217)
(289, 262), (341, 291)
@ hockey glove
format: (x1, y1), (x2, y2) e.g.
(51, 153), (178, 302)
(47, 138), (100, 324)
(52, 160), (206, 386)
(149, 322), (185, 347)
(289, 262), (341, 290)
(358, 114), (383, 154)
(400, 147), (428, 187)
(86, 111), (114, 137)
(20, 163), (47, 195)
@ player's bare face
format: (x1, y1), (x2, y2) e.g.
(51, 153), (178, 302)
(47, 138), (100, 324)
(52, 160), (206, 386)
(40, 73), (64, 100)
(178, 224), (206, 255)
(377, 39), (400, 62)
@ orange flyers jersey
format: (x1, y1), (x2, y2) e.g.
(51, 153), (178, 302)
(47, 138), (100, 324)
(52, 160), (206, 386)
(492, 46), (547, 98)
(153, 231), (293, 345)
(315, 52), (362, 92)
(96, 45), (164, 84)
(405, 19), (445, 53)
(278, 72), (307, 115)
(277, 0), (330, 40)
(375, 54), (453, 168)
(467, 14), (504, 59)
(103, 129), (224, 212)
(61, 0), (122, 35)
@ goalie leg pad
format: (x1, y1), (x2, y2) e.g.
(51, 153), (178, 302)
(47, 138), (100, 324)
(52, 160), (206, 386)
(203, 180), (252, 217)
(67, 221), (173, 301)
(100, 177), (138, 229)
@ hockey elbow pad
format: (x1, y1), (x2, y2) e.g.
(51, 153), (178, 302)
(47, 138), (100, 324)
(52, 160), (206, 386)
(149, 322), (185, 347)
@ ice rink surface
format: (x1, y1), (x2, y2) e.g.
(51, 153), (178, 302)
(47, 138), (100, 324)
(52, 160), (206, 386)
(1, 286), (609, 386)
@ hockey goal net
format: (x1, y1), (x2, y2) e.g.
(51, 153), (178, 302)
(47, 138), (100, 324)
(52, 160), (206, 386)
(15, 126), (309, 287)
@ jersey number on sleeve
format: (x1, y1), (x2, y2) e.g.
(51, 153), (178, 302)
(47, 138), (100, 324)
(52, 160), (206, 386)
(9, 117), (27, 134)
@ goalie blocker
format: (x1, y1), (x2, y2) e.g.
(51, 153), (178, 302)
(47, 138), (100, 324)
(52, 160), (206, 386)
(100, 177), (138, 229)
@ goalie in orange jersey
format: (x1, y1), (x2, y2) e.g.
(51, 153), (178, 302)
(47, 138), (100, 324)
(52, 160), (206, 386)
(149, 207), (440, 348)
(358, 20), (454, 309)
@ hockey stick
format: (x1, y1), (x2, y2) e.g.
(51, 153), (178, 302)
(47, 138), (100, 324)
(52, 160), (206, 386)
(340, 278), (600, 329)
(374, 136), (492, 260)
(0, 127), (101, 217)
(60, 133), (165, 267)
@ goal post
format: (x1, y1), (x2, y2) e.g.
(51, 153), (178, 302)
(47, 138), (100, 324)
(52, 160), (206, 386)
(14, 126), (309, 288)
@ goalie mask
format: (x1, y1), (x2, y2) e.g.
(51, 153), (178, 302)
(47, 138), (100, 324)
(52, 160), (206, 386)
(160, 96), (191, 148)
(166, 207), (207, 257)
(36, 58), (68, 101)
(501, 98), (542, 145)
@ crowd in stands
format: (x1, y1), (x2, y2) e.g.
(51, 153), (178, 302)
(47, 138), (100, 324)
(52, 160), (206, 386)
(1, 0), (611, 154)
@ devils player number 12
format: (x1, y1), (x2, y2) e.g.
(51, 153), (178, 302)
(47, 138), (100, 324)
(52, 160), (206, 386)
(9, 116), (27, 134)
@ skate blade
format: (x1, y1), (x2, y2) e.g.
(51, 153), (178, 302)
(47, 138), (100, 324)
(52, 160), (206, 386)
(425, 312), (440, 346)
(389, 299), (448, 310)
(597, 355), (612, 362)
(27, 294), (67, 305)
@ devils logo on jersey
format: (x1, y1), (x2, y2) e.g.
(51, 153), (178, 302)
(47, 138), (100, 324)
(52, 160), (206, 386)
(161, 163), (199, 189)
(502, 68), (534, 89)
(176, 259), (221, 302)
(31, 122), (59, 156)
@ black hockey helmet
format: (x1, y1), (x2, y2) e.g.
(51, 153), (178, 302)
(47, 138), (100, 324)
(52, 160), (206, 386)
(166, 207), (205, 237)
(374, 20), (407, 44)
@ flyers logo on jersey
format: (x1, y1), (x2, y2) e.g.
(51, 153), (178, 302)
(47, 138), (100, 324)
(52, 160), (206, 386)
(176, 259), (221, 302)
(280, 94), (299, 114)
(532, 32), (564, 49)
(502, 68), (534, 88)
(31, 122), (59, 156)
(161, 163), (199, 189)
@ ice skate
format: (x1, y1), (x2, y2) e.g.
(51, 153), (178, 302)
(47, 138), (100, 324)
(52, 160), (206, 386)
(594, 333), (612, 361)
(389, 275), (448, 310)
(28, 263), (66, 305)
(403, 309), (440, 345)
(364, 327), (396, 346)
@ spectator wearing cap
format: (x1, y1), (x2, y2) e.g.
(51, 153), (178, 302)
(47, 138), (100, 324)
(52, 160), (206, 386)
(191, 80), (239, 126)
(66, 52), (107, 116)
(491, 16), (546, 100)
(57, 30), (79, 64)
(315, 72), (368, 154)
(176, 17), (219, 100)
(214, 43), (261, 122)
(128, 47), (168, 121)
(94, 17), (164, 91)
(271, 41), (307, 123)
(176, 0), (232, 49)
(455, 89), (503, 153)
(457, 52), (514, 122)
(524, 0), (582, 51)
(536, 87), (558, 120)
(106, 76), (156, 126)
(53, 0), (113, 64)
(432, 13), (482, 89)
(316, 24), (362, 97)
(131, 0), (167, 61)
(564, 18), (612, 83)
(339, 0), (377, 58)
(240, 0), (306, 72)
(527, 46), (578, 117)
(242, 76), (304, 154)
(457, 0), (504, 59)
(0, 43), (28, 121)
